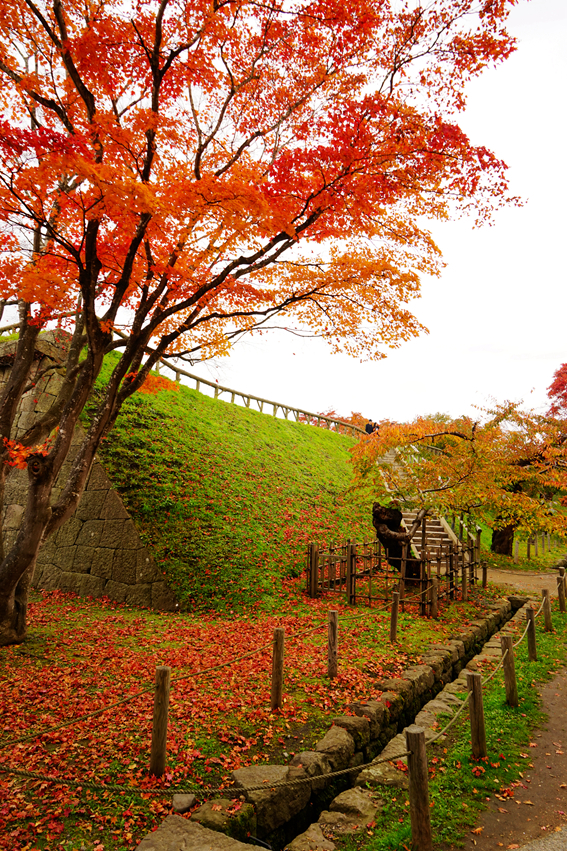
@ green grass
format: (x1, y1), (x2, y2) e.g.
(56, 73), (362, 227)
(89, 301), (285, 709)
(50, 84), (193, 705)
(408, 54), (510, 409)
(341, 600), (567, 851)
(85, 357), (375, 613)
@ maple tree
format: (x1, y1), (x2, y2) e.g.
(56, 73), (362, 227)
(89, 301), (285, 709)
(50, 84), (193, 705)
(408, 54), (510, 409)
(0, 0), (518, 644)
(350, 405), (567, 556)
(547, 363), (567, 418)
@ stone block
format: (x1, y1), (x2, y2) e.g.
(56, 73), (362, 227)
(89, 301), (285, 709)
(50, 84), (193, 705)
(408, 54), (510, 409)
(403, 665), (435, 696)
(3, 504), (23, 529)
(58, 572), (82, 594)
(33, 563), (61, 591)
(419, 653), (448, 677)
(315, 726), (355, 771)
(232, 764), (310, 835)
(86, 463), (112, 491)
(74, 546), (95, 574)
(379, 691), (404, 723)
(100, 490), (129, 520)
(35, 392), (53, 413)
(331, 715), (371, 750)
(17, 411), (36, 431)
(75, 519), (105, 547)
(356, 761), (408, 790)
(101, 519), (127, 549)
(103, 579), (129, 603)
(91, 548), (114, 580)
(36, 536), (57, 564)
(287, 824), (336, 851)
(55, 516), (82, 548)
(349, 700), (386, 739)
(78, 574), (105, 598)
(329, 786), (381, 824)
(125, 584), (152, 609)
(191, 798), (256, 843)
(76, 490), (107, 521)
(378, 678), (414, 700)
(135, 815), (259, 850)
(172, 793), (196, 814)
(151, 581), (178, 612)
(137, 550), (162, 583)
(289, 751), (331, 792)
(112, 548), (137, 584)
(54, 546), (77, 572)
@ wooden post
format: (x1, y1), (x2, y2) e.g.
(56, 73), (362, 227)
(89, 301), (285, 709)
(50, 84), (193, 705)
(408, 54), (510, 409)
(449, 546), (455, 600)
(466, 671), (487, 759)
(328, 610), (338, 678)
(476, 527), (481, 567)
(346, 543), (356, 604)
(482, 561), (488, 589)
(534, 534), (539, 557)
(542, 589), (553, 632)
(526, 607), (537, 661)
(309, 543), (319, 598)
(514, 540), (519, 564)
(461, 552), (468, 602)
(560, 567), (567, 602)
(527, 538), (531, 560)
(431, 576), (438, 619)
(271, 627), (285, 711)
(390, 591), (400, 642)
(500, 635), (519, 707)
(420, 557), (427, 617)
(149, 665), (171, 777)
(406, 726), (432, 851)
(557, 575), (566, 614)
(400, 543), (407, 607)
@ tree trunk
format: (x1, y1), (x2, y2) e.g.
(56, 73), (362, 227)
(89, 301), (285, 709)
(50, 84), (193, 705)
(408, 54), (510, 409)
(491, 524), (515, 556)
(0, 561), (35, 645)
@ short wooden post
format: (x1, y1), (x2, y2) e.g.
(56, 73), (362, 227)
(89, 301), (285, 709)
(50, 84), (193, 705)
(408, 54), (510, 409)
(328, 610), (338, 678)
(514, 540), (519, 564)
(390, 591), (400, 642)
(542, 589), (553, 632)
(476, 527), (482, 566)
(449, 546), (455, 600)
(400, 543), (407, 607)
(466, 671), (487, 759)
(557, 575), (566, 614)
(526, 606), (537, 661)
(308, 542), (319, 598)
(431, 576), (438, 619)
(461, 554), (468, 602)
(560, 566), (566, 599)
(534, 535), (539, 557)
(500, 635), (519, 707)
(149, 665), (171, 777)
(271, 627), (285, 711)
(482, 561), (487, 589)
(406, 726), (432, 851)
(527, 538), (531, 560)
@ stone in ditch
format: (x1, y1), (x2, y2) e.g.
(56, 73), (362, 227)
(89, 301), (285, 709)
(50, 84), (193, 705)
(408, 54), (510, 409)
(191, 798), (256, 842)
(289, 751), (331, 792)
(172, 793), (196, 814)
(329, 786), (381, 823)
(231, 764), (310, 835)
(331, 715), (371, 749)
(357, 761), (409, 790)
(286, 823), (336, 851)
(315, 725), (355, 771)
(135, 814), (258, 850)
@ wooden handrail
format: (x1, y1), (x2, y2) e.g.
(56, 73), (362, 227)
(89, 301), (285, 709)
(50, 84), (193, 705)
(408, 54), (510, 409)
(156, 356), (365, 436)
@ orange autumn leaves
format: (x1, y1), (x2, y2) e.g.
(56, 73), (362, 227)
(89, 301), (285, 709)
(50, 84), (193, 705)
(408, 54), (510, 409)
(350, 404), (567, 539)
(0, 0), (519, 362)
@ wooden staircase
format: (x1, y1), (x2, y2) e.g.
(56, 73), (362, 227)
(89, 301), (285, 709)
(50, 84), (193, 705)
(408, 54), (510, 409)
(402, 510), (456, 558)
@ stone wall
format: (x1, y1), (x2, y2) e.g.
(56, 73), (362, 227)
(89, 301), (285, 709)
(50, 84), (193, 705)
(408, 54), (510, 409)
(0, 332), (177, 611)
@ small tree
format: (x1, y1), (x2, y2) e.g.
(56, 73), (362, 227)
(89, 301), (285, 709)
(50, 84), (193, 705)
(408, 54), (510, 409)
(350, 405), (567, 556)
(0, 0), (518, 644)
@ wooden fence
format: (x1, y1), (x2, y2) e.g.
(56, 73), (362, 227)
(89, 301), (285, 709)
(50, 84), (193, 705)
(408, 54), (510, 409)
(307, 535), (480, 614)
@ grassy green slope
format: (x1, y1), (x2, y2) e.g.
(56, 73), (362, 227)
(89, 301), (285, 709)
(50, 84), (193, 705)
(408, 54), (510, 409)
(88, 363), (374, 612)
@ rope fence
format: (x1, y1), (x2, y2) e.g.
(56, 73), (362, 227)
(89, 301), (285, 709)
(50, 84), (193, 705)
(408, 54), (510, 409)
(0, 581), (563, 851)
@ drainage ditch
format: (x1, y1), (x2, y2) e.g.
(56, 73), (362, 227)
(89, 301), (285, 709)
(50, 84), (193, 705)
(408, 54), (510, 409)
(182, 595), (523, 851)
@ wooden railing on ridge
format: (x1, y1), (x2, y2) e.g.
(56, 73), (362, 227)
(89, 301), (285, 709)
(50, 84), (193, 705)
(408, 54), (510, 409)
(155, 356), (366, 437)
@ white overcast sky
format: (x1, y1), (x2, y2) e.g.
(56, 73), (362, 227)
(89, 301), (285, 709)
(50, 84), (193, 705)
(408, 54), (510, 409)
(189, 0), (567, 424)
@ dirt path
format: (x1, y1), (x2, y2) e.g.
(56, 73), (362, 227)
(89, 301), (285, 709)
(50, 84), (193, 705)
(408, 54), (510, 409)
(441, 569), (567, 850)
(487, 569), (561, 598)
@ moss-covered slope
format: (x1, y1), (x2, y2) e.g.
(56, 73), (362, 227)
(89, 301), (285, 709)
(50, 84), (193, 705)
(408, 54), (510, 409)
(89, 365), (374, 612)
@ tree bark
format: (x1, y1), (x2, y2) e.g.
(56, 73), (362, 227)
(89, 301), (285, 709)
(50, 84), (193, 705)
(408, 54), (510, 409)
(491, 523), (515, 556)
